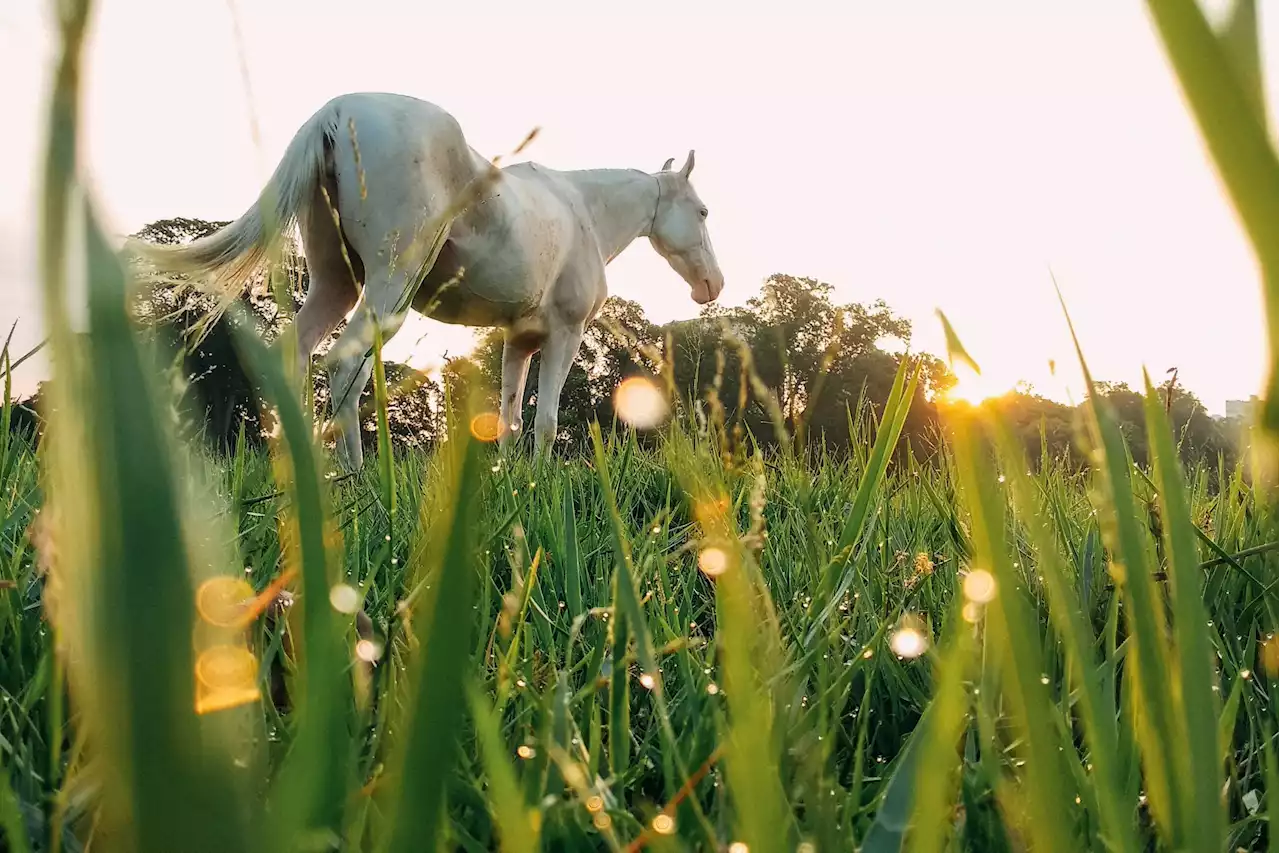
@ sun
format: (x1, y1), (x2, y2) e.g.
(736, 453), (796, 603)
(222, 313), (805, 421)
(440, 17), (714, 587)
(940, 365), (1012, 406)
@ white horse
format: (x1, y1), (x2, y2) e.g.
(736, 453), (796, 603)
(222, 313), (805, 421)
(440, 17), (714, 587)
(132, 91), (724, 470)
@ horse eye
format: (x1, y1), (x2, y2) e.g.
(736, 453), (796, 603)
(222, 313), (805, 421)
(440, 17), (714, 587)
(699, 208), (708, 218)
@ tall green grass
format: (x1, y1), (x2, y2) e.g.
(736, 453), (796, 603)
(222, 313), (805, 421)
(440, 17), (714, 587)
(1, 0), (1276, 850)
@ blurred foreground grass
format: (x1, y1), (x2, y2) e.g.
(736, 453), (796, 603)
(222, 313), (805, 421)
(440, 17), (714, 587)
(1, 0), (1277, 850)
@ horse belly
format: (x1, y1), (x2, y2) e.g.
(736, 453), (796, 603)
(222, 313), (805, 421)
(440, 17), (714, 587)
(411, 238), (538, 327)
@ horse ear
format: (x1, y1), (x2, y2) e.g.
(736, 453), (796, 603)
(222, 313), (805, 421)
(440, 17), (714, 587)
(680, 150), (695, 178)
(662, 157), (674, 171)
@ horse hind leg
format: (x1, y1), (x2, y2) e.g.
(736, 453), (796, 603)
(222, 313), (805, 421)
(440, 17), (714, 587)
(292, 175), (363, 358)
(325, 264), (415, 472)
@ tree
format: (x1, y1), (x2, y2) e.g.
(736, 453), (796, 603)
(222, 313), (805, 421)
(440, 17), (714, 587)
(1088, 379), (1231, 469)
(455, 273), (954, 457)
(656, 274), (945, 455)
(128, 217), (301, 452)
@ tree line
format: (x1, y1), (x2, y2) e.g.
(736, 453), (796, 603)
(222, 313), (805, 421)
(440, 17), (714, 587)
(6, 218), (1242, 472)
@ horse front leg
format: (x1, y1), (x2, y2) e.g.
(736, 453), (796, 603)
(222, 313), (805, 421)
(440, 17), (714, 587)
(533, 320), (585, 454)
(499, 337), (534, 448)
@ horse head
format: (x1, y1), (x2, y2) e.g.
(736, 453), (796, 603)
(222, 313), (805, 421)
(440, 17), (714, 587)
(649, 151), (724, 306)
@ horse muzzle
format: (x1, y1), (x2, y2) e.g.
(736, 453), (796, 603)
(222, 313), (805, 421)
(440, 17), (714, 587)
(692, 271), (724, 305)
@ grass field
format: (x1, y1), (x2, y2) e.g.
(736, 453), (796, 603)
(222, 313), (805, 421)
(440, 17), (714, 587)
(2, 356), (1277, 851)
(3, 0), (1278, 850)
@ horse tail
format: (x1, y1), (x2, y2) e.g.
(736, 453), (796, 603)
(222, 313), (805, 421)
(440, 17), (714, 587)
(128, 98), (344, 311)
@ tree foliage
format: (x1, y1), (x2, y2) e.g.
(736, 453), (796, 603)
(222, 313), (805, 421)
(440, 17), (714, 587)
(6, 219), (1242, 474)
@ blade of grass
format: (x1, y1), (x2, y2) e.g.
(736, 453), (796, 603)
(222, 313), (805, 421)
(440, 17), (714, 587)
(229, 307), (352, 848)
(988, 417), (1139, 853)
(1143, 0), (1279, 433)
(1056, 281), (1186, 845)
(1266, 721), (1278, 853)
(834, 357), (919, 557)
(372, 321), (396, 518)
(384, 403), (486, 853)
(0, 752), (32, 853)
(1141, 370), (1224, 851)
(77, 193), (251, 852)
(589, 422), (718, 848)
(467, 680), (539, 853)
(948, 407), (1076, 853)
(667, 430), (792, 853)
(562, 481), (584, 621)
(903, 608), (975, 853)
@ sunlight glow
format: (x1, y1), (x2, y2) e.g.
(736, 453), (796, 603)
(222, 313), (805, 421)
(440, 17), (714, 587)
(941, 364), (1014, 406)
(698, 547), (730, 578)
(355, 639), (383, 663)
(329, 583), (360, 614)
(889, 625), (928, 659)
(195, 576), (255, 628)
(613, 376), (669, 429)
(962, 569), (997, 604)
(195, 644), (261, 715)
(469, 411), (503, 443)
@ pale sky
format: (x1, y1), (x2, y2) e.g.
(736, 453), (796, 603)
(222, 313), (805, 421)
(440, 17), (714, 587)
(2, 0), (1276, 412)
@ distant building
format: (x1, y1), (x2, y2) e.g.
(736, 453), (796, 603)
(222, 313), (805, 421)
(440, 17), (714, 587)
(1225, 396), (1260, 421)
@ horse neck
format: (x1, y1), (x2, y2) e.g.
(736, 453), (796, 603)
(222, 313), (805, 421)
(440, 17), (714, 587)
(563, 169), (659, 263)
